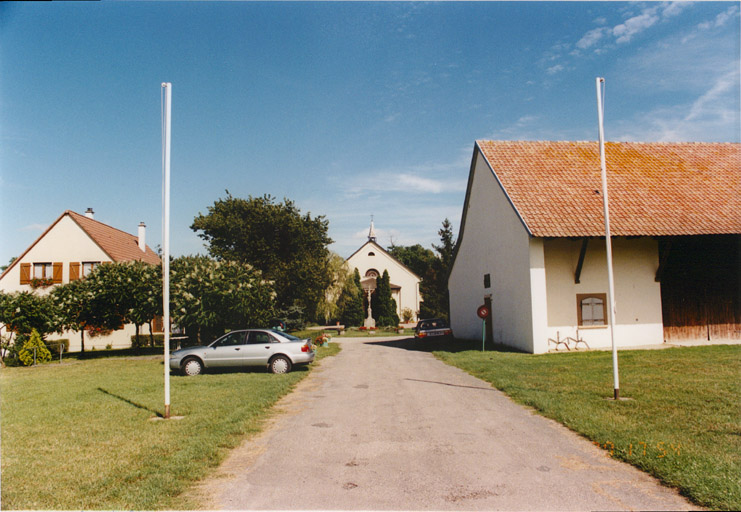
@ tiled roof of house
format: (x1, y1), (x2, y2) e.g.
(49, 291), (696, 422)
(66, 211), (161, 264)
(0, 210), (160, 281)
(476, 140), (741, 237)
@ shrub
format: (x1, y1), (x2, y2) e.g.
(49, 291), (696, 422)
(401, 308), (415, 323)
(18, 329), (52, 366)
(44, 339), (70, 355)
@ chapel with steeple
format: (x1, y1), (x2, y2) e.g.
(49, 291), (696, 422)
(345, 219), (422, 323)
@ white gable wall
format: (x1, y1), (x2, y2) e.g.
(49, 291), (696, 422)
(0, 215), (139, 352)
(347, 241), (421, 321)
(0, 216), (111, 293)
(449, 151), (539, 353)
(544, 237), (663, 349)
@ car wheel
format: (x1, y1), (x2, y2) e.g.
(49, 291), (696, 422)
(269, 355), (292, 374)
(182, 357), (203, 376)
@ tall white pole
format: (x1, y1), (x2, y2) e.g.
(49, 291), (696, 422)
(162, 82), (172, 419)
(596, 77), (620, 400)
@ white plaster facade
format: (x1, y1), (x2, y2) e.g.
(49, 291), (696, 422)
(449, 147), (664, 354)
(0, 210), (160, 352)
(346, 239), (422, 323)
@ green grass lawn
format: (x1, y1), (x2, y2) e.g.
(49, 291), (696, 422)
(0, 343), (340, 510)
(433, 342), (740, 511)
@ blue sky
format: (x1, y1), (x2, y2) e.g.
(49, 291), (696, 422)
(1, 1), (738, 266)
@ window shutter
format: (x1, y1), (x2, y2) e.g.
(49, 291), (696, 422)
(69, 262), (80, 281)
(20, 263), (31, 285)
(52, 262), (63, 284)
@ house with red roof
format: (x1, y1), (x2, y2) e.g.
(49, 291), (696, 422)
(448, 141), (740, 354)
(0, 209), (161, 351)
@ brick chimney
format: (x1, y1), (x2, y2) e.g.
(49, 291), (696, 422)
(138, 222), (146, 252)
(85, 208), (95, 219)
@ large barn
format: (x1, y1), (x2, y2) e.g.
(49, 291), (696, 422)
(448, 141), (740, 354)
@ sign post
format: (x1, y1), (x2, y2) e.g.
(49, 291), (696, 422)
(477, 304), (490, 352)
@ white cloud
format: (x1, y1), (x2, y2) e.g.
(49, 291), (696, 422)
(698, 5), (740, 30)
(546, 64), (564, 75)
(21, 223), (47, 232)
(612, 7), (660, 44)
(576, 27), (608, 50)
(612, 68), (740, 142)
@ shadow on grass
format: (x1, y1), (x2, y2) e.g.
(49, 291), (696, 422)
(364, 337), (526, 354)
(97, 387), (164, 418)
(168, 364), (312, 378)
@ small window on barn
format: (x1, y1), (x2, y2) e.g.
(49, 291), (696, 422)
(368, 252), (375, 256)
(577, 293), (607, 326)
(484, 273), (491, 288)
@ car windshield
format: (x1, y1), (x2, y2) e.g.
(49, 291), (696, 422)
(420, 319), (448, 329)
(271, 330), (302, 341)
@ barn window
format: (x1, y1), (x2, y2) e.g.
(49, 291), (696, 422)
(577, 293), (607, 326)
(368, 252), (375, 256)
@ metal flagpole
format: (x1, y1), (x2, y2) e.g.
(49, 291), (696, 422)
(162, 82), (172, 419)
(596, 77), (620, 401)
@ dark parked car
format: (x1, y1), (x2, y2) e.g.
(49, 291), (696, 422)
(169, 329), (315, 376)
(414, 318), (452, 339)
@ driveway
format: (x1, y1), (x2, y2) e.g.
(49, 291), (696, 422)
(195, 336), (698, 510)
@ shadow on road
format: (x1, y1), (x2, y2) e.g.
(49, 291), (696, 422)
(364, 337), (524, 354)
(404, 378), (495, 391)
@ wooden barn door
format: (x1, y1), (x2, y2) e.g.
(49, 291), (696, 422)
(659, 235), (740, 342)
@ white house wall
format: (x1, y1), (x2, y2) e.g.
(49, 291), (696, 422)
(543, 237), (664, 349)
(0, 216), (110, 293)
(449, 150), (537, 353)
(0, 215), (142, 351)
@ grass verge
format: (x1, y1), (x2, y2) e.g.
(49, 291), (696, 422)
(0, 343), (340, 510)
(432, 343), (740, 511)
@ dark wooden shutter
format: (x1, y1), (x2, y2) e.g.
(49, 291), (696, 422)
(52, 262), (63, 284)
(69, 262), (80, 281)
(20, 263), (31, 284)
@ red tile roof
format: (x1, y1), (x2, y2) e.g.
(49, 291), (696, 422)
(67, 211), (161, 264)
(0, 211), (160, 281)
(476, 140), (741, 237)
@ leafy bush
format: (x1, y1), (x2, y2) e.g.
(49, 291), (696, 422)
(18, 329), (52, 366)
(401, 307), (415, 323)
(44, 339), (69, 355)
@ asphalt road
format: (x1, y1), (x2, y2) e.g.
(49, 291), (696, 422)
(197, 336), (698, 510)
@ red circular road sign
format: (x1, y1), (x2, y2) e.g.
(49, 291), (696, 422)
(477, 304), (490, 319)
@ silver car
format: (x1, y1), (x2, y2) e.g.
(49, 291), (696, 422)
(169, 329), (315, 376)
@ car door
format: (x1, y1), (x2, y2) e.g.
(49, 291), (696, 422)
(203, 331), (249, 367)
(242, 330), (280, 366)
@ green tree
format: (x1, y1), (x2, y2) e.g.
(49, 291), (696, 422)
(419, 218), (456, 320)
(315, 252), (350, 325)
(17, 329), (51, 366)
(191, 193), (333, 321)
(123, 261), (162, 347)
(337, 268), (364, 327)
(372, 270), (399, 327)
(170, 255), (276, 344)
(387, 244), (436, 279)
(49, 277), (92, 353)
(0, 291), (54, 343)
